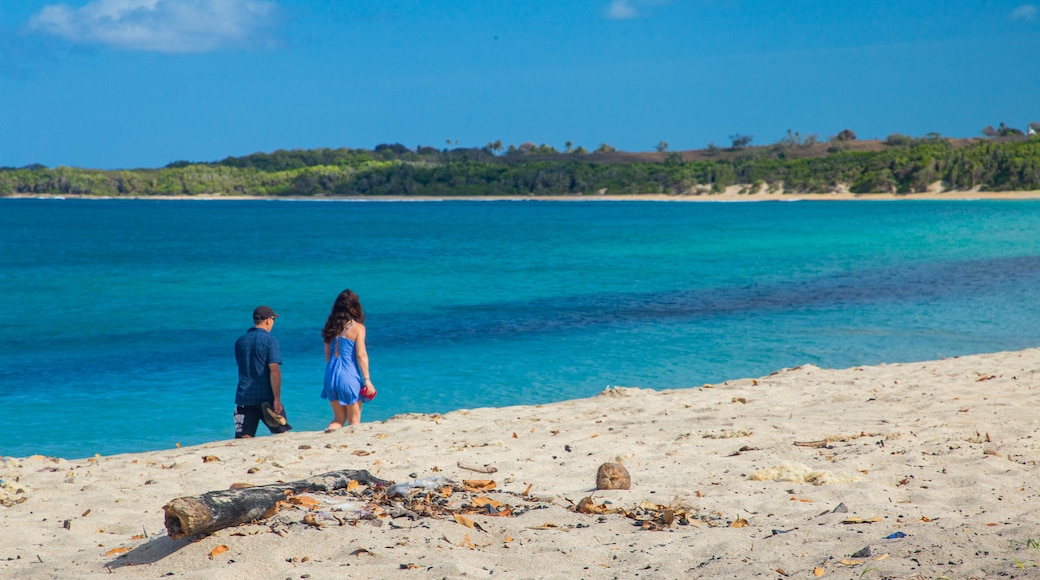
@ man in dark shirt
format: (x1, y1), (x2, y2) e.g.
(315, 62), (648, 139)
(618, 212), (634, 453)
(234, 305), (291, 438)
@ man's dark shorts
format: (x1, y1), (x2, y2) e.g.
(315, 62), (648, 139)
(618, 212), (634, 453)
(234, 405), (291, 438)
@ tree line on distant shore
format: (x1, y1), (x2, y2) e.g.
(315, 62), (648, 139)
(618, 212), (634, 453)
(2, 133), (1039, 198)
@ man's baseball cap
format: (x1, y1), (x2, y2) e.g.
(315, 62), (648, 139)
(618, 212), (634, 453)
(253, 305), (279, 320)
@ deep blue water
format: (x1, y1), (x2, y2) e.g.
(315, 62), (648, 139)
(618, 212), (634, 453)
(3, 198), (1039, 459)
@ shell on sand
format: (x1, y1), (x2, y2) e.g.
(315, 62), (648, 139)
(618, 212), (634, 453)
(595, 462), (631, 490)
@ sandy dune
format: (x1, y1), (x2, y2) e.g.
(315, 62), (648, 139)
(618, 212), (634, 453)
(4, 348), (1040, 578)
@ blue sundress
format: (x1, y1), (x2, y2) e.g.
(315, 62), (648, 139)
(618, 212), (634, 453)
(322, 333), (363, 405)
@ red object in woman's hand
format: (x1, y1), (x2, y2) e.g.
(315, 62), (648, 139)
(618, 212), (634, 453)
(361, 385), (377, 402)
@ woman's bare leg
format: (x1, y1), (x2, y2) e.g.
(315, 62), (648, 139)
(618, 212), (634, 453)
(326, 401), (348, 430)
(345, 402), (362, 425)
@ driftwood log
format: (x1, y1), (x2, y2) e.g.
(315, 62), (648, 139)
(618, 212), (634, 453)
(163, 469), (390, 539)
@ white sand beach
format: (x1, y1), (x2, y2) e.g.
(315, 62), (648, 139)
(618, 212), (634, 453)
(4, 348), (1040, 579)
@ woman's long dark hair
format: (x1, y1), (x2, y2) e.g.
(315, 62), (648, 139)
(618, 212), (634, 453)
(322, 289), (365, 343)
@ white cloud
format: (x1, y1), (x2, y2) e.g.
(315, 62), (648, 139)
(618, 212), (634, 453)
(607, 0), (639, 20)
(1012, 4), (1037, 20)
(27, 0), (279, 53)
(606, 0), (670, 20)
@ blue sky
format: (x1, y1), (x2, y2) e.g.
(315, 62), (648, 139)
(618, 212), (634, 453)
(1, 0), (1038, 169)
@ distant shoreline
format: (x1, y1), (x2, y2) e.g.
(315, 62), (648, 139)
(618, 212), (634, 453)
(7, 189), (1040, 202)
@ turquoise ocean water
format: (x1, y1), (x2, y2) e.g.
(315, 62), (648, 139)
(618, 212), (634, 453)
(3, 198), (1040, 459)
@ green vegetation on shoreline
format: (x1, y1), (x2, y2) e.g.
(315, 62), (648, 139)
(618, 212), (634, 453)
(3, 136), (1040, 198)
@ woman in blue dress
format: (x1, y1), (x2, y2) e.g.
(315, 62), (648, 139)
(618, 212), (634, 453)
(321, 289), (376, 430)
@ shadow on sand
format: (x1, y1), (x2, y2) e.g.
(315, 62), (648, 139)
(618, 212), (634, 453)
(104, 533), (197, 571)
